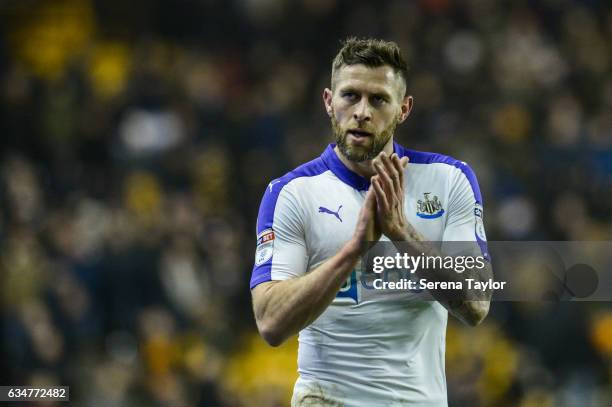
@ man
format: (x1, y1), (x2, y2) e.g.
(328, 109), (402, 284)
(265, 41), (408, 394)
(250, 38), (492, 406)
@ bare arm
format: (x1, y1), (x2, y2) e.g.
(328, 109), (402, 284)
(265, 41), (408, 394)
(252, 243), (360, 346)
(371, 152), (491, 326)
(395, 231), (493, 326)
(251, 188), (380, 346)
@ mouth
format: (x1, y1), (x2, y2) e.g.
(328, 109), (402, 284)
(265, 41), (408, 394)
(347, 129), (373, 139)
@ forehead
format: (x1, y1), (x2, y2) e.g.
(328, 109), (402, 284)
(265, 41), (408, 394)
(333, 64), (404, 95)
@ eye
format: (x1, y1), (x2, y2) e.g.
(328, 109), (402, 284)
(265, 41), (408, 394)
(371, 95), (387, 105)
(342, 91), (358, 102)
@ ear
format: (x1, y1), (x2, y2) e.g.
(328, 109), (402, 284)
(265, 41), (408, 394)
(398, 95), (413, 123)
(323, 88), (333, 117)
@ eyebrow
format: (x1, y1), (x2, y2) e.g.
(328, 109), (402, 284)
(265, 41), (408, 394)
(339, 86), (393, 100)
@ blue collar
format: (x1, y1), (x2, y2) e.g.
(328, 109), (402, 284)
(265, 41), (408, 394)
(320, 143), (402, 191)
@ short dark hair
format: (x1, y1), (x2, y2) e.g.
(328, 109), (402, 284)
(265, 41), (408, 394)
(331, 37), (409, 94)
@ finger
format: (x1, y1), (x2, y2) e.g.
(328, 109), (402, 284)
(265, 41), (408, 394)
(363, 189), (380, 242)
(382, 153), (401, 198)
(364, 186), (376, 211)
(392, 154), (405, 191)
(374, 160), (395, 197)
(387, 153), (402, 194)
(357, 189), (375, 226)
(372, 177), (390, 212)
(372, 178), (386, 211)
(399, 156), (409, 196)
(355, 189), (376, 242)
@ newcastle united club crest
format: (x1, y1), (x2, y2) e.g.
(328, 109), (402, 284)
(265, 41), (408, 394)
(416, 193), (445, 219)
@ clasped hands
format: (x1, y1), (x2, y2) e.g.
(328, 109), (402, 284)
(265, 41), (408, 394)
(362, 151), (421, 242)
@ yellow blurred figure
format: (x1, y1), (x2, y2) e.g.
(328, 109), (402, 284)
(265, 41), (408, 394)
(124, 171), (163, 226)
(447, 320), (519, 404)
(223, 332), (298, 406)
(9, 0), (95, 80)
(87, 42), (131, 99)
(492, 103), (532, 143)
(591, 312), (612, 358)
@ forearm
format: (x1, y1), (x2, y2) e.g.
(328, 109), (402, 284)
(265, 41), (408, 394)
(422, 254), (492, 326)
(392, 229), (492, 325)
(252, 240), (362, 346)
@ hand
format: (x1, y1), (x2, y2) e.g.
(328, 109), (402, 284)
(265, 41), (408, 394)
(371, 152), (411, 241)
(351, 188), (381, 250)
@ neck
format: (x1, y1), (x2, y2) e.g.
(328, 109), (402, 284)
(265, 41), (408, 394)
(334, 138), (395, 179)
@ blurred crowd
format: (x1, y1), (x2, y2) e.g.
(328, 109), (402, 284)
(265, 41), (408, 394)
(0, 0), (611, 406)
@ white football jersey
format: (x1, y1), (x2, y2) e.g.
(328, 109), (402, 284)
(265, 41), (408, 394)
(251, 143), (489, 407)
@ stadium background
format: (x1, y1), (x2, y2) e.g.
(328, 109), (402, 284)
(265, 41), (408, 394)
(1, 0), (611, 405)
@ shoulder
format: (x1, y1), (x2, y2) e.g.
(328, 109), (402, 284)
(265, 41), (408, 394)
(264, 156), (330, 199)
(256, 156), (330, 230)
(395, 143), (473, 174)
(394, 142), (482, 201)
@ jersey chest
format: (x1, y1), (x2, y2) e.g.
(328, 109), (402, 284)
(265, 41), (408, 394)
(300, 176), (449, 270)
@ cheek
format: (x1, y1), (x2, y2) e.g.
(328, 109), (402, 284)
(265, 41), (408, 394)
(380, 109), (399, 125)
(332, 105), (351, 122)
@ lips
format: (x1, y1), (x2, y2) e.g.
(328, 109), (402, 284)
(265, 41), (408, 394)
(347, 129), (373, 138)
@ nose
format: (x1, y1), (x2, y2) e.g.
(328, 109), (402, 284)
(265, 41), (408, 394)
(353, 99), (372, 123)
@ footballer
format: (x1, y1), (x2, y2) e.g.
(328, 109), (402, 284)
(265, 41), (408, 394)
(250, 38), (493, 407)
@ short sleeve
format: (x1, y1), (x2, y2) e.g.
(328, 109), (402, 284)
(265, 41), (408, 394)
(441, 163), (489, 260)
(250, 182), (309, 289)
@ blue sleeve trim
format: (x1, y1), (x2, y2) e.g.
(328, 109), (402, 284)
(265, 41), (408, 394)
(250, 263), (272, 289)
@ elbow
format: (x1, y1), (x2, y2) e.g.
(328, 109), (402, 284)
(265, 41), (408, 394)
(261, 329), (285, 347)
(256, 318), (286, 347)
(463, 300), (490, 327)
(464, 312), (487, 327)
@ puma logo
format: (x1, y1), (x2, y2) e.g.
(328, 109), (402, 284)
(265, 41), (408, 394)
(268, 180), (281, 192)
(318, 205), (343, 222)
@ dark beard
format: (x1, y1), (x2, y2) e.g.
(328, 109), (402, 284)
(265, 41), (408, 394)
(331, 114), (398, 162)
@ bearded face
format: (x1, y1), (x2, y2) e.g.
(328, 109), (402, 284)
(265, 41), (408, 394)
(324, 65), (410, 164)
(331, 108), (399, 162)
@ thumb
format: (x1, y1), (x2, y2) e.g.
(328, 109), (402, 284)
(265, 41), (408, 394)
(364, 187), (376, 210)
(400, 156), (409, 168)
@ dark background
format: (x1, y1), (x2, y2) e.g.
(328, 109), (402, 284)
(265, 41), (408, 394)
(0, 0), (611, 405)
